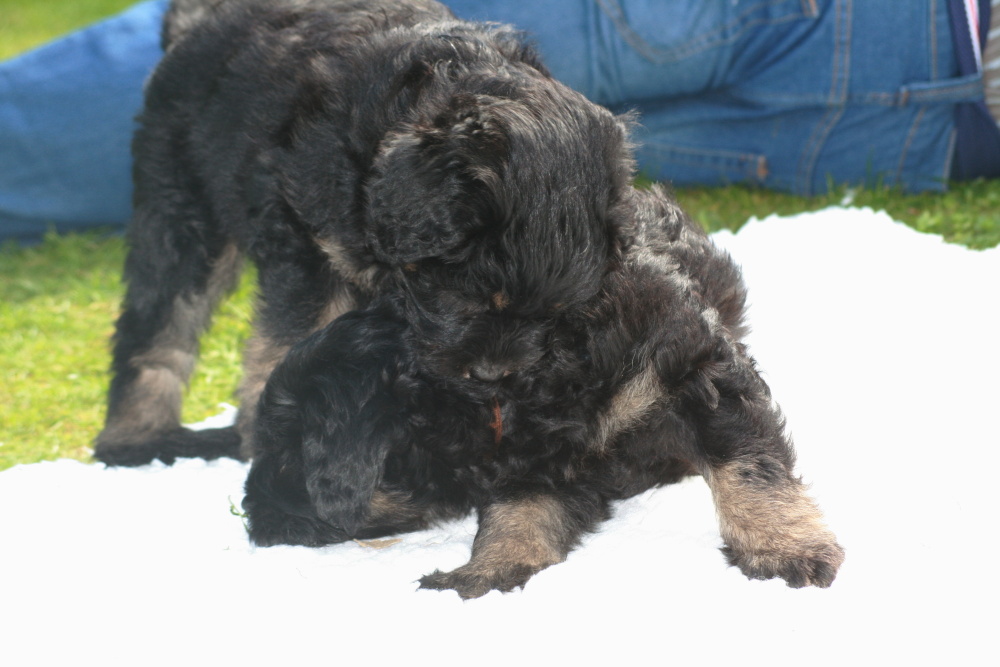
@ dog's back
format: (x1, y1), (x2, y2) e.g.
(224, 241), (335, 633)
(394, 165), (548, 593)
(96, 0), (626, 465)
(161, 0), (453, 49)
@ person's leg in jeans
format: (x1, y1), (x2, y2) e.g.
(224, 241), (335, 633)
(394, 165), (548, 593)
(0, 0), (168, 243)
(0, 0), (991, 243)
(450, 0), (971, 194)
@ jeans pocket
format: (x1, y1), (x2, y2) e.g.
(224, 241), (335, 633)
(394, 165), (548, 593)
(641, 142), (770, 186)
(595, 0), (819, 65)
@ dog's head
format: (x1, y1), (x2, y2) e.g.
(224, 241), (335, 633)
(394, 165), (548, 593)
(365, 77), (634, 387)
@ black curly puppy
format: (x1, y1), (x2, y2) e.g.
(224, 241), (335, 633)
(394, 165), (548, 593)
(95, 0), (844, 597)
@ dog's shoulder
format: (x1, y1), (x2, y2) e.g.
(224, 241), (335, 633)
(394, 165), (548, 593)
(163, 0), (456, 49)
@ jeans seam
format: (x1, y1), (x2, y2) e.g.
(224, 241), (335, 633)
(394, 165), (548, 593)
(896, 106), (927, 183)
(942, 126), (957, 181)
(798, 0), (850, 193)
(823, 0), (839, 104)
(798, 106), (846, 194)
(930, 0), (938, 81)
(851, 78), (983, 105)
(647, 142), (766, 162)
(898, 76), (985, 104)
(834, 0), (851, 104)
(594, 0), (815, 64)
(644, 142), (767, 181)
(739, 77), (983, 106)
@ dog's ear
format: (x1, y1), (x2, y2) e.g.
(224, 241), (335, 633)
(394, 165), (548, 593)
(247, 309), (407, 538)
(365, 95), (510, 265)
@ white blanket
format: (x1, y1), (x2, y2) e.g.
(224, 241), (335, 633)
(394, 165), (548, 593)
(3, 208), (997, 665)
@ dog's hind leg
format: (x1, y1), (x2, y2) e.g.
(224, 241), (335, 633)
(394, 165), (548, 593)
(233, 255), (360, 460)
(419, 489), (609, 599)
(95, 191), (244, 466)
(693, 362), (845, 588)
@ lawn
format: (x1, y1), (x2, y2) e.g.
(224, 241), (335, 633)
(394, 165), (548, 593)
(0, 0), (138, 60)
(2, 1), (999, 470)
(0, 231), (256, 470)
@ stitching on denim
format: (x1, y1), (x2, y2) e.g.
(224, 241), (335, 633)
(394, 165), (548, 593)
(647, 142), (765, 163)
(740, 91), (837, 105)
(837, 0), (852, 104)
(798, 106), (846, 194)
(799, 0), (850, 193)
(897, 76), (985, 104)
(593, 0), (651, 59)
(853, 91), (898, 105)
(584, 0), (600, 107)
(594, 0), (814, 64)
(851, 77), (983, 105)
(896, 106), (926, 182)
(645, 142), (766, 180)
(756, 155), (770, 182)
(941, 127), (957, 181)
(930, 0), (938, 81)
(824, 0), (841, 104)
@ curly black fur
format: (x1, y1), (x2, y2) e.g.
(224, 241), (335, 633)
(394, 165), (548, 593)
(96, 0), (843, 597)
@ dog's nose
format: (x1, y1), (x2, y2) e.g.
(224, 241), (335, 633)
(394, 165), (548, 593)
(467, 362), (511, 383)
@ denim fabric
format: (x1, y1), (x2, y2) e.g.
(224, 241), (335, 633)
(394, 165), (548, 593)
(448, 0), (982, 194)
(0, 1), (166, 242)
(0, 0), (990, 242)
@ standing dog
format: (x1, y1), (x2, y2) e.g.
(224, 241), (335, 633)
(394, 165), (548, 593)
(96, 0), (844, 597)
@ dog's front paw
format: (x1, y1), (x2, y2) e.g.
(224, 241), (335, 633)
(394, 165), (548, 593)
(418, 562), (540, 599)
(723, 537), (845, 588)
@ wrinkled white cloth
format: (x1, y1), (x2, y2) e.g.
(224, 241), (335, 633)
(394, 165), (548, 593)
(2, 208), (997, 666)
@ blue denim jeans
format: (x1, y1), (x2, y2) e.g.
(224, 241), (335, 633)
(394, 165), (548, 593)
(0, 0), (989, 242)
(449, 0), (982, 194)
(0, 1), (165, 242)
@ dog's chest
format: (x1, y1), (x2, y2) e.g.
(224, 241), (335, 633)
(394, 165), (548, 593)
(405, 378), (621, 475)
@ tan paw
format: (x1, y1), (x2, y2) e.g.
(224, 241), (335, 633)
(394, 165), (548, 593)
(418, 562), (541, 599)
(723, 538), (845, 588)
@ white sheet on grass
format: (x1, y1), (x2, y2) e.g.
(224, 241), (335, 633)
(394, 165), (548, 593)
(2, 207), (997, 665)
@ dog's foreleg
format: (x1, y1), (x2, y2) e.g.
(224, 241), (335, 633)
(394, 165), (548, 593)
(95, 196), (243, 466)
(695, 366), (844, 588)
(419, 490), (608, 598)
(706, 459), (845, 588)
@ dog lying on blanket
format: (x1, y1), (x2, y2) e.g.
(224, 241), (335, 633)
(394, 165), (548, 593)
(95, 0), (844, 597)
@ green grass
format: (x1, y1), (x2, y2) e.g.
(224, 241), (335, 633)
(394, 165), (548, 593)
(672, 180), (1000, 250)
(0, 0), (138, 60)
(1, 2), (999, 470)
(0, 230), (256, 470)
